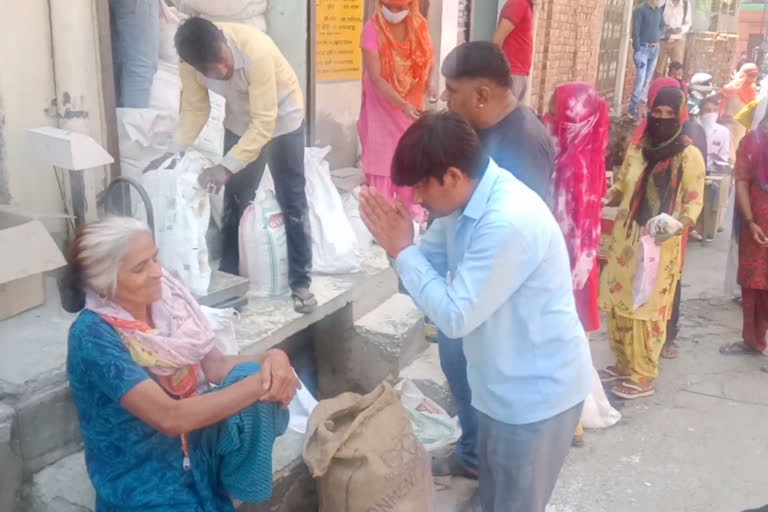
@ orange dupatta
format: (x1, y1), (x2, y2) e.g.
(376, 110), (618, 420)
(374, 0), (434, 109)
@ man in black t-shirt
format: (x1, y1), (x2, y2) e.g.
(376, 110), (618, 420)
(428, 41), (556, 483)
(440, 41), (555, 203)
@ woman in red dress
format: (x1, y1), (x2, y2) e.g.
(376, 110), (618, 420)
(544, 82), (609, 334)
(720, 113), (768, 368)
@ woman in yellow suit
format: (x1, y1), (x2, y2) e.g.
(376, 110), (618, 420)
(599, 86), (705, 399)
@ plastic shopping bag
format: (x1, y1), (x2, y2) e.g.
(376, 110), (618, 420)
(140, 152), (212, 296)
(632, 234), (660, 309)
(288, 379), (318, 434)
(396, 378), (461, 452)
(200, 306), (240, 356)
(304, 147), (363, 274)
(581, 367), (622, 429)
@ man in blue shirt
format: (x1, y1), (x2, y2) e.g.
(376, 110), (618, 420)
(433, 41), (556, 482)
(359, 112), (592, 512)
(629, 0), (664, 118)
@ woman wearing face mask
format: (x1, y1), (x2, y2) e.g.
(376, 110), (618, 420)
(629, 77), (705, 359)
(698, 96), (731, 171)
(599, 87), (705, 399)
(358, 0), (436, 221)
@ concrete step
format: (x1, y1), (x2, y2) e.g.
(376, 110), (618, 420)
(20, 430), (314, 512)
(315, 293), (428, 398)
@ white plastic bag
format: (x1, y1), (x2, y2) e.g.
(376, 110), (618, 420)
(340, 187), (373, 252)
(288, 378), (318, 434)
(396, 378), (460, 452)
(581, 367), (622, 429)
(159, 1), (184, 64)
(150, 61), (182, 115)
(141, 152), (212, 296)
(239, 188), (290, 297)
(195, 92), (226, 160)
(304, 147), (362, 274)
(200, 305), (239, 356)
(632, 235), (660, 309)
(116, 108), (176, 180)
(148, 61), (225, 160)
(646, 212), (683, 237)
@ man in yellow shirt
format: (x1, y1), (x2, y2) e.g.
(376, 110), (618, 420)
(174, 17), (315, 313)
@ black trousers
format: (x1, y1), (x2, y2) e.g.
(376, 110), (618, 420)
(666, 278), (681, 343)
(220, 124), (312, 289)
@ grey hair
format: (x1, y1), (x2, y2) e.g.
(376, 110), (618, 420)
(74, 217), (151, 297)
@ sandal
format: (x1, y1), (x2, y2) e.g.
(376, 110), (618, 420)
(599, 365), (631, 383)
(661, 343), (680, 359)
(431, 453), (478, 480)
(761, 366), (768, 375)
(719, 342), (760, 356)
(611, 379), (655, 400)
(292, 287), (317, 314)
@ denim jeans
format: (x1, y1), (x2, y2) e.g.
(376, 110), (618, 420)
(438, 332), (478, 471)
(220, 125), (312, 290)
(109, 0), (159, 108)
(629, 45), (660, 116)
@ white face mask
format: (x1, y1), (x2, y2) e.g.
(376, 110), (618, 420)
(382, 5), (409, 24)
(700, 112), (718, 129)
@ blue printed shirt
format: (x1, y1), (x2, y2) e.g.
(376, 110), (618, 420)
(395, 160), (593, 425)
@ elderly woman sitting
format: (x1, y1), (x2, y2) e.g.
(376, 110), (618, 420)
(63, 216), (299, 511)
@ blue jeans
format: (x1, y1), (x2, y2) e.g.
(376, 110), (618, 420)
(438, 332), (478, 471)
(629, 45), (659, 116)
(110, 0), (159, 108)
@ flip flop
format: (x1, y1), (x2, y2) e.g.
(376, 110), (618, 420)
(719, 342), (760, 356)
(599, 366), (631, 383)
(611, 380), (655, 400)
(292, 287), (317, 315)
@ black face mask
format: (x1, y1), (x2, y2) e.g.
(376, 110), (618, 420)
(646, 116), (680, 145)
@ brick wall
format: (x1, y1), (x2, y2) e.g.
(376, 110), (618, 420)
(622, 50), (636, 109)
(529, 0), (605, 113)
(684, 32), (738, 87)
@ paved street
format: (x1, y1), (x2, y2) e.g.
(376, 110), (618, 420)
(435, 233), (768, 512)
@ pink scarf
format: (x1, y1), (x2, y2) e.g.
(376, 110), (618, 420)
(543, 82), (609, 289)
(86, 270), (215, 397)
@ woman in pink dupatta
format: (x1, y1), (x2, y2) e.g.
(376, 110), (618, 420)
(358, 0), (436, 222)
(544, 83), (619, 447)
(544, 82), (609, 334)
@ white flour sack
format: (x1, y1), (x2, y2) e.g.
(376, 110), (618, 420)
(238, 189), (290, 297)
(140, 152), (212, 296)
(304, 147), (362, 274)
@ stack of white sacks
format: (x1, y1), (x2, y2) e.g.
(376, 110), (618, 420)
(115, 0), (370, 298)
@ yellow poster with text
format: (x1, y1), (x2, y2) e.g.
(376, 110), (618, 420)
(316, 0), (364, 81)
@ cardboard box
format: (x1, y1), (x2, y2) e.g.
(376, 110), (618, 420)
(0, 210), (67, 321)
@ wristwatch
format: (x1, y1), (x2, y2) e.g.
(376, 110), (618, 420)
(745, 218), (756, 225)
